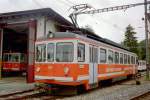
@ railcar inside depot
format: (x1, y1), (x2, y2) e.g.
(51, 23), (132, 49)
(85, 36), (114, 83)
(2, 24), (28, 74)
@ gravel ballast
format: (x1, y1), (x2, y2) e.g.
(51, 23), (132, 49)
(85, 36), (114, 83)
(58, 78), (150, 100)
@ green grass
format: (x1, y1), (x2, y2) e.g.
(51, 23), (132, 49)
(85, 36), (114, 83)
(144, 75), (150, 81)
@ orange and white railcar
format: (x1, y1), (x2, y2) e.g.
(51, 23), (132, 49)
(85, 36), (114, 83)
(35, 32), (138, 90)
(138, 60), (146, 72)
(2, 53), (27, 72)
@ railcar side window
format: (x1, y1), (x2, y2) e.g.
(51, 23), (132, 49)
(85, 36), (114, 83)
(133, 57), (135, 64)
(20, 54), (25, 62)
(108, 50), (113, 63)
(11, 54), (19, 62)
(131, 56), (134, 64)
(47, 43), (54, 62)
(128, 55), (130, 64)
(136, 57), (138, 64)
(93, 48), (98, 63)
(3, 54), (9, 61)
(78, 43), (85, 62)
(124, 54), (127, 64)
(56, 42), (74, 62)
(100, 48), (107, 63)
(36, 44), (46, 62)
(115, 52), (119, 64)
(120, 53), (123, 64)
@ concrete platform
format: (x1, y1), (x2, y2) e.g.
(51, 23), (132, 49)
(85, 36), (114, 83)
(0, 77), (35, 96)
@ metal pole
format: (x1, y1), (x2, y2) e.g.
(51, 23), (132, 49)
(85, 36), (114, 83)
(0, 29), (3, 79)
(144, 0), (149, 79)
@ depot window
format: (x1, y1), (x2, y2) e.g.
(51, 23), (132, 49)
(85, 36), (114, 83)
(108, 50), (114, 63)
(36, 44), (46, 62)
(100, 48), (107, 63)
(120, 53), (123, 64)
(78, 43), (85, 62)
(56, 42), (74, 62)
(124, 54), (127, 64)
(47, 43), (54, 62)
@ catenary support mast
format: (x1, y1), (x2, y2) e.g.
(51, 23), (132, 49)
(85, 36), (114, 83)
(144, 0), (149, 79)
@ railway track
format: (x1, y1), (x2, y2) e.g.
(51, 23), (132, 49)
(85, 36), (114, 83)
(0, 87), (63, 100)
(0, 89), (39, 100)
(131, 91), (150, 100)
(0, 72), (148, 100)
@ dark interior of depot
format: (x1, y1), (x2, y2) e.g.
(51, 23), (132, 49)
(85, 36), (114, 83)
(2, 23), (28, 77)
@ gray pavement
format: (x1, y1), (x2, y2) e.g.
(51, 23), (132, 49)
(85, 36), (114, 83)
(0, 77), (35, 96)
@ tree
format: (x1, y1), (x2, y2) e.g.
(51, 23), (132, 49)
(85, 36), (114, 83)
(123, 24), (139, 55)
(138, 40), (145, 60)
(138, 39), (150, 62)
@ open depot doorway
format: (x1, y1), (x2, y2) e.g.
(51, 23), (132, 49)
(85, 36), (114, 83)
(0, 21), (36, 83)
(2, 23), (28, 77)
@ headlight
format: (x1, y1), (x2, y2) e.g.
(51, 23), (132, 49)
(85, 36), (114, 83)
(47, 31), (54, 38)
(36, 67), (40, 72)
(64, 67), (69, 76)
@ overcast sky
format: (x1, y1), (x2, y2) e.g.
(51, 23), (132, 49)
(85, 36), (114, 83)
(0, 0), (146, 43)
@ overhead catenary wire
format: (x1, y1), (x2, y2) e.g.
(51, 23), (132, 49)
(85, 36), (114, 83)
(91, 15), (125, 33)
(31, 0), (128, 33)
(31, 0), (143, 41)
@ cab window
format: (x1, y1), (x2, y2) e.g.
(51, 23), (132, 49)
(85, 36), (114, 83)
(78, 43), (85, 62)
(56, 42), (74, 62)
(100, 48), (107, 63)
(36, 44), (46, 62)
(47, 43), (54, 62)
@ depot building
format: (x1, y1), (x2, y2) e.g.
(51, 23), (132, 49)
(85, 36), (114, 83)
(0, 8), (73, 83)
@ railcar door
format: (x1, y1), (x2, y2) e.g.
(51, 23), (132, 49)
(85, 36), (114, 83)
(89, 46), (98, 85)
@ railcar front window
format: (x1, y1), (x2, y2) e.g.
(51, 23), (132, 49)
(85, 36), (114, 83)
(100, 48), (107, 63)
(78, 43), (85, 62)
(47, 43), (54, 62)
(36, 44), (46, 62)
(108, 50), (113, 63)
(56, 42), (74, 62)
